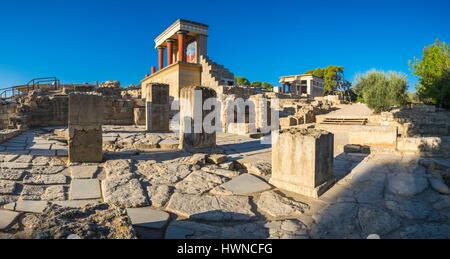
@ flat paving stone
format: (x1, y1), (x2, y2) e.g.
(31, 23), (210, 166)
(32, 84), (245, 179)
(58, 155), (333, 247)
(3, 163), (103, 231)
(14, 155), (34, 163)
(0, 169), (26, 181)
(0, 180), (18, 195)
(29, 150), (56, 157)
(218, 174), (272, 195)
(126, 207), (170, 229)
(12, 200), (48, 213)
(0, 209), (21, 230)
(70, 165), (99, 179)
(23, 174), (68, 185)
(158, 138), (179, 149)
(1, 162), (31, 169)
(51, 200), (100, 208)
(0, 154), (19, 162)
(70, 179), (102, 200)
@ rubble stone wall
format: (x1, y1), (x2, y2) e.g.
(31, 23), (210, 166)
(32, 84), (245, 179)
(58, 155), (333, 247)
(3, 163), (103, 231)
(0, 101), (17, 129)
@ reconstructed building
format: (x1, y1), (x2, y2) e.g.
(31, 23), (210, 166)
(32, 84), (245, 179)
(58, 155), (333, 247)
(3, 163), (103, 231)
(279, 74), (324, 98)
(141, 19), (235, 101)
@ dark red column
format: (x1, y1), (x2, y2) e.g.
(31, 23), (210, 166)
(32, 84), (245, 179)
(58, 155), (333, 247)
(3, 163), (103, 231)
(177, 31), (187, 62)
(157, 46), (165, 70)
(151, 66), (156, 74)
(166, 39), (174, 65)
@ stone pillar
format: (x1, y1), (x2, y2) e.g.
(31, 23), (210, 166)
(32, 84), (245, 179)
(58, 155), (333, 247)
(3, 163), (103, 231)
(179, 86), (217, 150)
(134, 107), (146, 126)
(270, 128), (335, 198)
(68, 93), (104, 163)
(177, 31), (187, 62)
(145, 83), (170, 132)
(158, 46), (165, 70)
(166, 39), (174, 66)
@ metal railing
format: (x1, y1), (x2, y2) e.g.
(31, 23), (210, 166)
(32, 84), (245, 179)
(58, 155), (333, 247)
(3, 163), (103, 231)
(0, 77), (60, 101)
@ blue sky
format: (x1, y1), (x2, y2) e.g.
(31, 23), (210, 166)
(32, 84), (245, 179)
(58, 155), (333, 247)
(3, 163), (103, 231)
(1, 0), (449, 92)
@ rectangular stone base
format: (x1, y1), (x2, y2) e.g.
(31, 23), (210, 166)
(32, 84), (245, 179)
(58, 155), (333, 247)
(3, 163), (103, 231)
(68, 126), (103, 163)
(269, 176), (336, 198)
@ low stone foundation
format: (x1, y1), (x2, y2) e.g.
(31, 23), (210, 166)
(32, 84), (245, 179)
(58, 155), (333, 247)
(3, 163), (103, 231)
(270, 128), (335, 198)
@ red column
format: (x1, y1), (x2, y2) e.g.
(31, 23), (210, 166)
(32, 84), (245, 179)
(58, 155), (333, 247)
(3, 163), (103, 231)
(157, 46), (165, 70)
(166, 39), (174, 65)
(151, 66), (156, 74)
(177, 31), (187, 62)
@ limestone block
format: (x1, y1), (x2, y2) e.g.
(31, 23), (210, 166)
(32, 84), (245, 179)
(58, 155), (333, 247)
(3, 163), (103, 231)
(68, 93), (104, 163)
(270, 128), (335, 198)
(134, 107), (146, 126)
(179, 86), (217, 150)
(145, 83), (170, 132)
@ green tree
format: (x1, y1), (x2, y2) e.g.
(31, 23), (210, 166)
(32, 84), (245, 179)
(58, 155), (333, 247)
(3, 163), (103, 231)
(353, 70), (408, 113)
(262, 82), (273, 90)
(306, 65), (345, 94)
(251, 81), (262, 88)
(409, 39), (450, 108)
(235, 76), (250, 87)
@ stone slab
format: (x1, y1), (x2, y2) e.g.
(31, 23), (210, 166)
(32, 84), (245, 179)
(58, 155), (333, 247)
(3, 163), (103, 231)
(69, 179), (102, 200)
(219, 174), (272, 195)
(51, 200), (100, 208)
(1, 162), (31, 169)
(70, 165), (99, 179)
(126, 207), (170, 229)
(13, 200), (48, 213)
(0, 209), (21, 230)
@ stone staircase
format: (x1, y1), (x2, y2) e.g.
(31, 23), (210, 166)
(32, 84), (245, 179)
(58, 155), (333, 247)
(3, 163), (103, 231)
(200, 55), (235, 90)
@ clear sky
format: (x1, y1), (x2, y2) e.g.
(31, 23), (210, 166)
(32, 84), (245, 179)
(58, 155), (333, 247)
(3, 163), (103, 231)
(1, 0), (449, 91)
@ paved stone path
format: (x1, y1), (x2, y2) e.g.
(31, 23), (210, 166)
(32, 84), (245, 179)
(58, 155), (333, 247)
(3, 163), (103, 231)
(1, 127), (449, 239)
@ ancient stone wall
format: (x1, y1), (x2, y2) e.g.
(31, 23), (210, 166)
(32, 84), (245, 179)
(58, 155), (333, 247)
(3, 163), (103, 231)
(103, 97), (134, 125)
(0, 101), (17, 129)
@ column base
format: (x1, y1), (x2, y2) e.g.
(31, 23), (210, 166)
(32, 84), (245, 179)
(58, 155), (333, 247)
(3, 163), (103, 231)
(269, 176), (336, 199)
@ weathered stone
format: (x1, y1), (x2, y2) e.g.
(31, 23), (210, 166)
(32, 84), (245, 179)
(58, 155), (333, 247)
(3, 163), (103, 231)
(145, 83), (170, 132)
(0, 195), (19, 206)
(0, 209), (21, 230)
(30, 166), (65, 175)
(30, 203), (136, 239)
(102, 174), (149, 208)
(207, 154), (227, 164)
(1, 162), (31, 170)
(137, 162), (191, 186)
(311, 202), (361, 239)
(70, 179), (101, 200)
(148, 185), (173, 208)
(166, 193), (256, 221)
(385, 199), (431, 220)
(271, 128), (335, 198)
(0, 154), (19, 162)
(357, 205), (401, 237)
(32, 156), (50, 166)
(428, 174), (450, 195)
(257, 191), (309, 218)
(175, 170), (226, 195)
(51, 200), (99, 208)
(14, 200), (48, 213)
(387, 172), (429, 196)
(14, 155), (33, 163)
(179, 86), (217, 150)
(20, 185), (46, 200)
(217, 174), (272, 195)
(165, 219), (308, 239)
(126, 207), (170, 229)
(70, 165), (99, 179)
(42, 186), (66, 201)
(133, 136), (161, 150)
(188, 153), (207, 165)
(103, 159), (132, 176)
(238, 159), (272, 176)
(158, 137), (179, 149)
(396, 223), (450, 239)
(23, 174), (68, 185)
(208, 168), (240, 178)
(68, 93), (104, 163)
(0, 169), (26, 180)
(0, 180), (18, 195)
